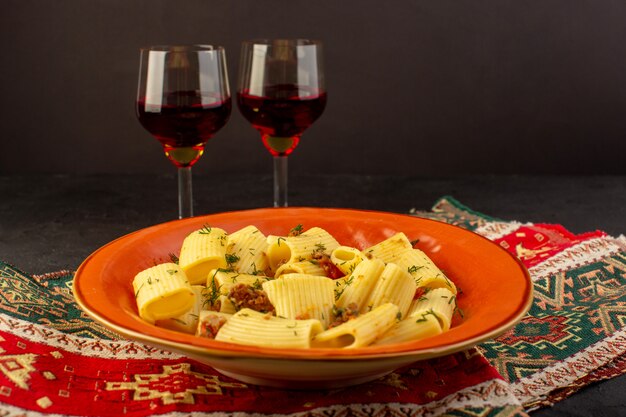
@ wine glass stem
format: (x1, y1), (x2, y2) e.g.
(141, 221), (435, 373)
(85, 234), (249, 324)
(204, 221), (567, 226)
(273, 156), (288, 207)
(178, 166), (193, 218)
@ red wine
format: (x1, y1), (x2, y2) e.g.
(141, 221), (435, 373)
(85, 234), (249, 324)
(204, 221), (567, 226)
(137, 92), (231, 166)
(237, 84), (326, 156)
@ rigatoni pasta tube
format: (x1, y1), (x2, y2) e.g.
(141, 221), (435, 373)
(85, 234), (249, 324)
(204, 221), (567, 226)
(215, 308), (323, 349)
(330, 246), (364, 275)
(262, 274), (334, 328)
(155, 285), (205, 334)
(274, 260), (327, 278)
(133, 263), (196, 324)
(179, 226), (228, 284)
(335, 258), (385, 310)
(407, 288), (456, 331)
(312, 303), (400, 348)
(226, 225), (269, 275)
(362, 232), (413, 264)
(364, 262), (416, 318)
(207, 269), (273, 313)
(266, 227), (340, 272)
(213, 295), (237, 314)
(373, 311), (442, 345)
(208, 269), (270, 296)
(394, 248), (457, 294)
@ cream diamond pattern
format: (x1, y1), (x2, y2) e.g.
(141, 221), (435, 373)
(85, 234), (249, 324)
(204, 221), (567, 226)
(0, 353), (38, 389)
(106, 363), (246, 405)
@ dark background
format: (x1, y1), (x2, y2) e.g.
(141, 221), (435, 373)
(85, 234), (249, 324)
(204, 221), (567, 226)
(1, 4), (625, 415)
(2, 1), (625, 176)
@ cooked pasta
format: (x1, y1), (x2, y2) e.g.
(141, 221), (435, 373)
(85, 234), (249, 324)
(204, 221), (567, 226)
(311, 303), (400, 348)
(362, 232), (413, 264)
(262, 274), (335, 328)
(132, 263), (196, 324)
(215, 308), (323, 348)
(394, 248), (457, 294)
(266, 227), (340, 272)
(407, 287), (456, 331)
(330, 246), (364, 275)
(179, 226), (228, 285)
(132, 223), (460, 349)
(155, 285), (205, 334)
(364, 262), (416, 318)
(208, 269), (271, 295)
(207, 269), (273, 314)
(335, 258), (385, 310)
(274, 260), (327, 278)
(373, 310), (442, 345)
(226, 225), (269, 275)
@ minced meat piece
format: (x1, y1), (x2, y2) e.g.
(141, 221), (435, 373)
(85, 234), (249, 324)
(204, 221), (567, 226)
(312, 253), (344, 279)
(328, 302), (359, 328)
(197, 314), (228, 339)
(228, 283), (275, 314)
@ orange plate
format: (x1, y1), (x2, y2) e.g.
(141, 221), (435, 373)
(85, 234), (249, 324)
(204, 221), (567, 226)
(73, 207), (532, 389)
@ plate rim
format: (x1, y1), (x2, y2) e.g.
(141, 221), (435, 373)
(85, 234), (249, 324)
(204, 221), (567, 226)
(73, 206), (533, 361)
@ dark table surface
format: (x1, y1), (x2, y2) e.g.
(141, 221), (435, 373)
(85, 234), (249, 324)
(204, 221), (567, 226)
(1, 173), (624, 416)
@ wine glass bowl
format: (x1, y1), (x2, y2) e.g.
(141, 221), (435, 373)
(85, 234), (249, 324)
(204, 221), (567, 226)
(237, 84), (327, 157)
(136, 45), (231, 218)
(237, 39), (326, 207)
(136, 89), (231, 167)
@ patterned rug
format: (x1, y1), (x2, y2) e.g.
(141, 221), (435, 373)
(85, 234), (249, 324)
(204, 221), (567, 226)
(0, 197), (624, 416)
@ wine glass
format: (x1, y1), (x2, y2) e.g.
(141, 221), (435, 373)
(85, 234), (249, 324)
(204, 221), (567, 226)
(237, 39), (326, 207)
(136, 45), (231, 218)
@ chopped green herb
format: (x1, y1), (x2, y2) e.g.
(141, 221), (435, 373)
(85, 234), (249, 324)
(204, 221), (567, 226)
(289, 224), (304, 236)
(198, 224), (212, 234)
(344, 275), (355, 287)
(313, 243), (326, 253)
(407, 265), (424, 274)
(251, 278), (263, 291)
(225, 253), (240, 266)
(415, 309), (436, 323)
(134, 283), (144, 298)
(250, 262), (262, 276)
(203, 278), (222, 308)
(210, 267), (235, 281)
